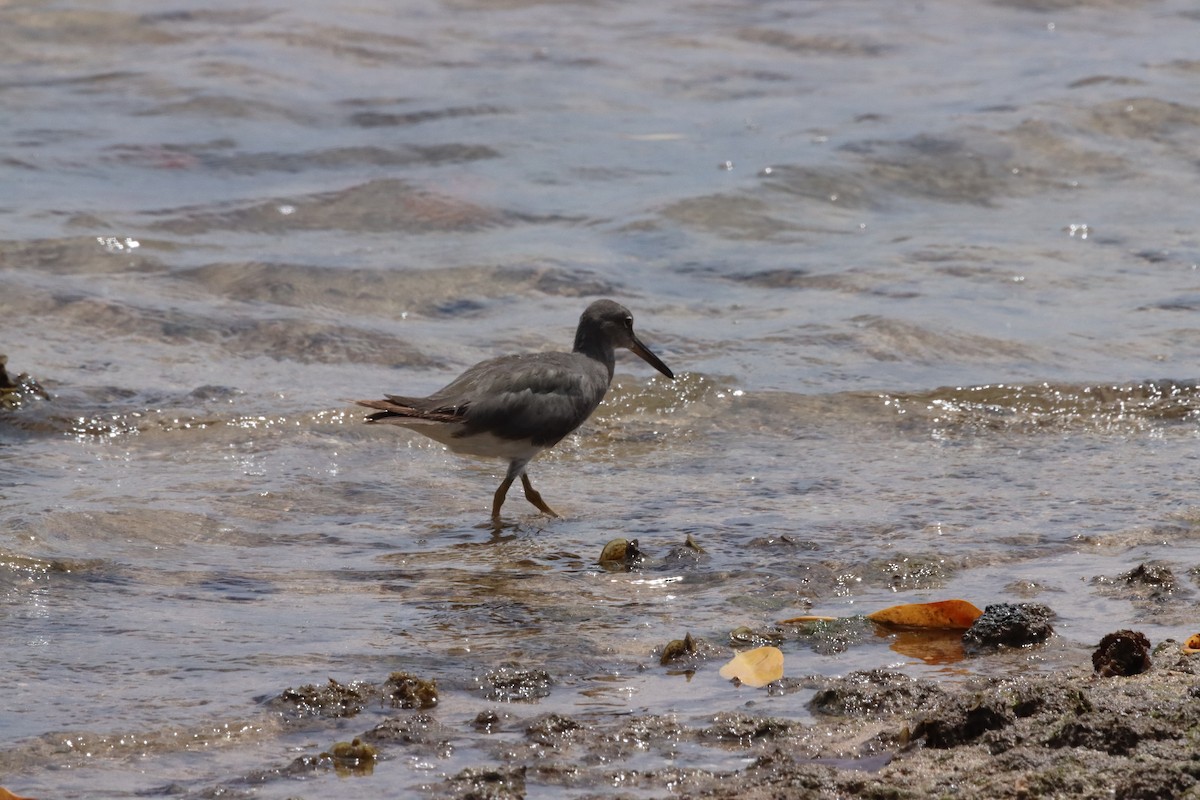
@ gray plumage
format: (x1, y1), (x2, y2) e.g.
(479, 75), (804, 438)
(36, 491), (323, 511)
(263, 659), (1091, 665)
(356, 299), (674, 521)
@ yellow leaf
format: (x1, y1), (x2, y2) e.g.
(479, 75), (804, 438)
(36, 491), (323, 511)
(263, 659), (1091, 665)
(718, 646), (784, 688)
(1183, 633), (1200, 654)
(867, 599), (983, 631)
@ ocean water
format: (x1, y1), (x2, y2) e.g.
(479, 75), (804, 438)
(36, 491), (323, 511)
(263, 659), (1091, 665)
(3, 0), (1200, 796)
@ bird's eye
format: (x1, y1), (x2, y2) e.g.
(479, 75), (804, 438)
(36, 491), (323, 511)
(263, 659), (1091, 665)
(624, 316), (633, 329)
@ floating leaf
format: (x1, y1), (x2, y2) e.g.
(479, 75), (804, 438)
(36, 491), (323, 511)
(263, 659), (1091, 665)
(867, 599), (982, 630)
(1183, 634), (1200, 654)
(718, 646), (784, 688)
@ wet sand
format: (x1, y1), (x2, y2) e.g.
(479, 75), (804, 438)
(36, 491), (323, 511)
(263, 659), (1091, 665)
(59, 631), (1191, 799)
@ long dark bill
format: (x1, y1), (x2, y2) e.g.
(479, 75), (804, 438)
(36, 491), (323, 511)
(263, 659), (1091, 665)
(629, 336), (675, 380)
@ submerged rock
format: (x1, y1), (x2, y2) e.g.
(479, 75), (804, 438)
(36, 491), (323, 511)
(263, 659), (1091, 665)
(700, 711), (793, 745)
(661, 533), (708, 565)
(787, 615), (875, 656)
(729, 626), (786, 648)
(477, 666), (552, 702)
(525, 713), (582, 747)
(362, 712), (453, 756)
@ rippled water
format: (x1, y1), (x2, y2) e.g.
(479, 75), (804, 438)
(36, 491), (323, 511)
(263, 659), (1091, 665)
(4, 0), (1200, 796)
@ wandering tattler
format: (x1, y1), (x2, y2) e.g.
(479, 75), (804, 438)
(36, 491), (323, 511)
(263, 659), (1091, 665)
(356, 299), (675, 521)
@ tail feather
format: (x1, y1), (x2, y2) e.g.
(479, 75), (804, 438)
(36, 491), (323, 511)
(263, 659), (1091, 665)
(355, 398), (463, 424)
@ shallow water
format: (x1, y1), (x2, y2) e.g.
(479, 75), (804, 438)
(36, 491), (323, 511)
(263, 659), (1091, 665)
(4, 0), (1200, 796)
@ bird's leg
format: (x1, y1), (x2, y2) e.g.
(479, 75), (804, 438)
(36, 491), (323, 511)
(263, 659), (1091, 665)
(491, 460), (524, 521)
(491, 475), (516, 520)
(520, 471), (560, 518)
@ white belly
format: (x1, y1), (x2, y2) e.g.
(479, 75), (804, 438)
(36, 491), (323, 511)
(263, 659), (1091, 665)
(386, 418), (545, 462)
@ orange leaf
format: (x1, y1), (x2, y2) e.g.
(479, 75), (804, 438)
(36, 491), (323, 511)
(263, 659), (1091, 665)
(1183, 633), (1200, 654)
(718, 646), (784, 688)
(867, 599), (983, 630)
(0, 788), (36, 800)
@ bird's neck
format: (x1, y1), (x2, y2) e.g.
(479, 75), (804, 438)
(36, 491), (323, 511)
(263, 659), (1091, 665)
(573, 330), (616, 381)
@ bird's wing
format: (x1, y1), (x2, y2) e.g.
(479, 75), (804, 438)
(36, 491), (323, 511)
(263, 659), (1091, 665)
(450, 354), (609, 446)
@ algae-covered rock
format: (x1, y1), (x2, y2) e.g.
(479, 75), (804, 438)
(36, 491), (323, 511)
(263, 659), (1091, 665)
(323, 737), (377, 775)
(272, 677), (370, 718)
(386, 671), (438, 708)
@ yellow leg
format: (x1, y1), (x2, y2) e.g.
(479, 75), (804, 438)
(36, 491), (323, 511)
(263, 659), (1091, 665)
(520, 472), (559, 518)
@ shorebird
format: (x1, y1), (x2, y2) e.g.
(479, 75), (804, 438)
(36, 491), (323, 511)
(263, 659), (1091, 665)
(356, 299), (674, 521)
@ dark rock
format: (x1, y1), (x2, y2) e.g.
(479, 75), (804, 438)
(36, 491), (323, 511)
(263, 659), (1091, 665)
(910, 693), (1013, 748)
(962, 603), (1054, 652)
(1046, 712), (1171, 756)
(1113, 765), (1199, 800)
(1092, 629), (1152, 677)
(362, 713), (450, 748)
